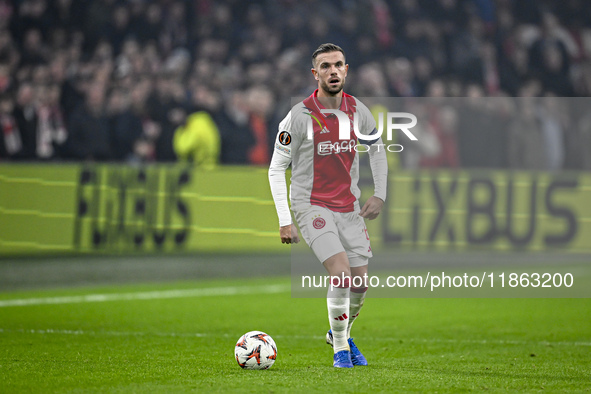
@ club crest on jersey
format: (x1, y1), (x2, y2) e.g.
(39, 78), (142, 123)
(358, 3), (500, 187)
(312, 216), (326, 229)
(278, 131), (291, 145)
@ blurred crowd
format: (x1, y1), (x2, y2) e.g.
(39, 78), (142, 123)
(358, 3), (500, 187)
(1, 0), (591, 170)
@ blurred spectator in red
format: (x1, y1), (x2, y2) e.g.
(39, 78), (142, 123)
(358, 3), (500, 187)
(35, 83), (67, 159)
(400, 99), (441, 169)
(420, 105), (459, 168)
(246, 85), (273, 165)
(0, 62), (12, 94)
(0, 93), (20, 159)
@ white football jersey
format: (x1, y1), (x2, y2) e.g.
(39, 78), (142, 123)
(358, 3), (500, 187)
(273, 90), (377, 214)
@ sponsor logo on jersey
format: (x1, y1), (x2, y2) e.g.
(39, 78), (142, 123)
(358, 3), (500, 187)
(317, 140), (357, 156)
(278, 131), (291, 145)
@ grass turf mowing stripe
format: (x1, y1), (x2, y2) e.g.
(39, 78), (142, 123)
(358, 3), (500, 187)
(1, 327), (589, 347)
(1, 288), (588, 392)
(0, 283), (290, 307)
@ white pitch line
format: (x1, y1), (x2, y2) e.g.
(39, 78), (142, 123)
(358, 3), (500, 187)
(0, 284), (290, 308)
(402, 337), (591, 347)
(0, 327), (589, 347)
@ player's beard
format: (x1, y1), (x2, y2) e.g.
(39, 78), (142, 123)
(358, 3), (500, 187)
(320, 78), (345, 96)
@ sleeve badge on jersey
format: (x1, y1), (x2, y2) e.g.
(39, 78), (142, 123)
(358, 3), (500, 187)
(274, 143), (290, 155)
(278, 131), (291, 146)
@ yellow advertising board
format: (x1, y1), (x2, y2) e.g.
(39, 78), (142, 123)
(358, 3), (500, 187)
(0, 164), (79, 254)
(377, 170), (591, 252)
(0, 164), (281, 254)
(1, 164), (590, 255)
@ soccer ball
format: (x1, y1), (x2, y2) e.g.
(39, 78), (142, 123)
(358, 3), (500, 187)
(234, 331), (277, 370)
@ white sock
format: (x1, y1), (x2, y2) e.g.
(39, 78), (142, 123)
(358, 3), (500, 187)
(347, 286), (367, 339)
(327, 277), (350, 353)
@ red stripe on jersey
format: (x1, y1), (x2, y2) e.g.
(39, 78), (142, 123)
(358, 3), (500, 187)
(304, 90), (358, 213)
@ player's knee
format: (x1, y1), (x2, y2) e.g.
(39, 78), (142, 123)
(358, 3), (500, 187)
(349, 254), (368, 269)
(327, 265), (351, 281)
(329, 268), (351, 289)
(323, 252), (350, 275)
(335, 268), (351, 282)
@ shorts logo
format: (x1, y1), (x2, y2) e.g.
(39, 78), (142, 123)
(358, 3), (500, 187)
(363, 227), (370, 240)
(278, 131), (291, 145)
(313, 217), (326, 229)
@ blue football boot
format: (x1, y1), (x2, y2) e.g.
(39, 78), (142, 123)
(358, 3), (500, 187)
(347, 337), (368, 366)
(333, 350), (354, 368)
(326, 329), (368, 366)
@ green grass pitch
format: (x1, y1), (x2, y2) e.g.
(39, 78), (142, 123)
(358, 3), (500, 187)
(1, 275), (590, 392)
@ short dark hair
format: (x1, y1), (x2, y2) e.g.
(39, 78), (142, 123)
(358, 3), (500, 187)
(312, 43), (346, 67)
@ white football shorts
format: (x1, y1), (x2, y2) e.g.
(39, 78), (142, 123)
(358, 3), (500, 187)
(294, 206), (372, 266)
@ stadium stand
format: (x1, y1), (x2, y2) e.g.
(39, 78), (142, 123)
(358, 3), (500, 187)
(0, 0), (590, 169)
